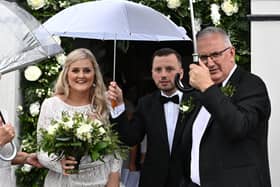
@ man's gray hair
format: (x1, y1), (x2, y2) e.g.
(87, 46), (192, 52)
(196, 26), (232, 47)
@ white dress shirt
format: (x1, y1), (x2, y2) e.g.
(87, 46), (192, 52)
(161, 90), (183, 153)
(190, 65), (237, 185)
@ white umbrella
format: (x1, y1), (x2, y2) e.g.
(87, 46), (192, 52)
(0, 0), (63, 161)
(43, 0), (190, 80)
(0, 0), (63, 75)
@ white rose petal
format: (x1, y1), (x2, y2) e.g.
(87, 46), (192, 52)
(29, 101), (40, 117)
(27, 0), (47, 10)
(24, 66), (42, 81)
(210, 4), (221, 25)
(166, 0), (181, 9)
(221, 0), (239, 16)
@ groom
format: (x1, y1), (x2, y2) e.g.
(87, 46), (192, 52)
(108, 48), (192, 187)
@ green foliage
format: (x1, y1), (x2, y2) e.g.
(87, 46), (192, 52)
(16, 0), (249, 186)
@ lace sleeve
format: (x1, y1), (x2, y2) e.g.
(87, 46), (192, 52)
(110, 155), (123, 173)
(37, 98), (63, 174)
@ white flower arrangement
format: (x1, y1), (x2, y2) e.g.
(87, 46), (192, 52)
(29, 101), (40, 117)
(166, 0), (181, 9)
(39, 111), (127, 173)
(221, 0), (239, 16)
(27, 0), (47, 10)
(24, 66), (42, 81)
(210, 3), (221, 25)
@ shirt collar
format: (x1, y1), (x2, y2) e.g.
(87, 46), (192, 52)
(221, 64), (237, 86)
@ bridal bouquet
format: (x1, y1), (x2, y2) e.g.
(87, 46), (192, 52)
(38, 111), (126, 173)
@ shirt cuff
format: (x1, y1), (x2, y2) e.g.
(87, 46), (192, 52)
(110, 103), (125, 118)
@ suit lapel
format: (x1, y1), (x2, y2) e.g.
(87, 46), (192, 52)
(154, 92), (170, 151)
(171, 93), (199, 154)
(205, 66), (242, 129)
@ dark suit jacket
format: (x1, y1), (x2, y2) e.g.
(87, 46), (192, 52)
(112, 91), (191, 187)
(182, 66), (271, 187)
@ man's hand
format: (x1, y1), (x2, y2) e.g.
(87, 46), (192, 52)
(25, 153), (43, 168)
(107, 81), (124, 106)
(189, 61), (214, 92)
(0, 123), (15, 146)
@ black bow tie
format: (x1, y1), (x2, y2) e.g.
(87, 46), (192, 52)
(160, 95), (179, 104)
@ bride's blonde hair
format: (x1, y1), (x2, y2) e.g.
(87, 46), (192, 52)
(54, 48), (109, 122)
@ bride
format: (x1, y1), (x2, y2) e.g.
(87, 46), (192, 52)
(37, 48), (122, 187)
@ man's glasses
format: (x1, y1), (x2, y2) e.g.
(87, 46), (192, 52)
(199, 47), (231, 63)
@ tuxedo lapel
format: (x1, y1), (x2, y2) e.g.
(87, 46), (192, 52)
(153, 92), (170, 151)
(171, 94), (190, 154)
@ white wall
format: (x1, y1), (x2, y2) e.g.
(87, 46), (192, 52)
(251, 0), (280, 186)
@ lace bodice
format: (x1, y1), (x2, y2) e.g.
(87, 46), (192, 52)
(37, 96), (122, 187)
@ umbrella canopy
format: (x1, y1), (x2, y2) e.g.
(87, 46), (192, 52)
(44, 0), (191, 81)
(0, 0), (63, 75)
(44, 0), (190, 41)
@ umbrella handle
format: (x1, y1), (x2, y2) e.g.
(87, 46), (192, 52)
(174, 73), (195, 93)
(0, 111), (17, 161)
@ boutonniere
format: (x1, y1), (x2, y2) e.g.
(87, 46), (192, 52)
(179, 96), (195, 122)
(221, 83), (236, 97)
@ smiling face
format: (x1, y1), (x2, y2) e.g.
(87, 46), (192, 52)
(67, 59), (95, 95)
(197, 32), (235, 84)
(152, 53), (183, 96)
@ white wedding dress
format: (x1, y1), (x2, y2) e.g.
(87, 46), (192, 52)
(37, 96), (122, 187)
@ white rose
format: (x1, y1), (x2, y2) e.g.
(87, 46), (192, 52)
(76, 124), (93, 142)
(24, 66), (42, 81)
(21, 164), (32, 172)
(16, 105), (23, 112)
(210, 4), (221, 25)
(62, 120), (74, 130)
(55, 53), (67, 66)
(27, 0), (47, 10)
(194, 18), (202, 33)
(166, 0), (181, 9)
(180, 105), (190, 112)
(99, 127), (106, 135)
(29, 101), (40, 117)
(48, 123), (59, 135)
(221, 0), (239, 16)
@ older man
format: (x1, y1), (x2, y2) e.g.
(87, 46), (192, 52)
(182, 26), (271, 187)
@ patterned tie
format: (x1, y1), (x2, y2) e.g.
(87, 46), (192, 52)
(160, 95), (179, 104)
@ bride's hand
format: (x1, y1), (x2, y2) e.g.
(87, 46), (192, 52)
(60, 156), (77, 175)
(106, 172), (120, 187)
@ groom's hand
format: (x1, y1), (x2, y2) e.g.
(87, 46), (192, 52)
(107, 81), (124, 106)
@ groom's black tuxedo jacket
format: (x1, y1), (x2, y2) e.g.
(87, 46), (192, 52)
(182, 66), (271, 187)
(112, 91), (191, 187)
